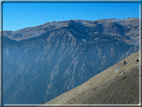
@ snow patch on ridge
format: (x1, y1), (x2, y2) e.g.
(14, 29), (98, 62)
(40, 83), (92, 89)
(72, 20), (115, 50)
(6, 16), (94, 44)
(68, 33), (72, 37)
(115, 66), (119, 73)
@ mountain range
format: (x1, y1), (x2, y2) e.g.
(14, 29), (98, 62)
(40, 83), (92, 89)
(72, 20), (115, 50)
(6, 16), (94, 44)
(2, 18), (139, 104)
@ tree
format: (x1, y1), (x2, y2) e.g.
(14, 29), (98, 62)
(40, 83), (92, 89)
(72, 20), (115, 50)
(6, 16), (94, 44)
(136, 59), (139, 62)
(66, 88), (68, 92)
(124, 61), (126, 65)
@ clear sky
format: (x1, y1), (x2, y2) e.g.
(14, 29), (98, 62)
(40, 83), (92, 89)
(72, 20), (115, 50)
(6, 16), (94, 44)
(3, 2), (139, 31)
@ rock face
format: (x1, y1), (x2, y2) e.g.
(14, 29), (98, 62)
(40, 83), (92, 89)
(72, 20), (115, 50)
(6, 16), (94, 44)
(3, 18), (139, 104)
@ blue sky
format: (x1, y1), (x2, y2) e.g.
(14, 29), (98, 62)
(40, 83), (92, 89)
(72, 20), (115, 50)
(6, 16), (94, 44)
(3, 2), (139, 31)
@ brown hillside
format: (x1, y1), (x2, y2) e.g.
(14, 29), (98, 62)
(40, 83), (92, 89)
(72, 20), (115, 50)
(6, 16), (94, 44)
(43, 50), (140, 105)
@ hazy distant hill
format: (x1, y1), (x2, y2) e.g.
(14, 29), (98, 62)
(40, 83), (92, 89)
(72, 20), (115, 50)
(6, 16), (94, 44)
(3, 18), (139, 104)
(45, 50), (140, 104)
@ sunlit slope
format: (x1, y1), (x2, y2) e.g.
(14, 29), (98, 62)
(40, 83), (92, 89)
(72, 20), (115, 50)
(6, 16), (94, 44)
(45, 50), (140, 104)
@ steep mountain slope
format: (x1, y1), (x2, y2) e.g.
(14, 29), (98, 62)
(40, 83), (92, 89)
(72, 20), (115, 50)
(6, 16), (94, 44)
(3, 18), (139, 104)
(45, 50), (140, 104)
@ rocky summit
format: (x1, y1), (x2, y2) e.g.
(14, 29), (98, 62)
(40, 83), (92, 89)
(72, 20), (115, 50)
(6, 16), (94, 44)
(3, 18), (139, 104)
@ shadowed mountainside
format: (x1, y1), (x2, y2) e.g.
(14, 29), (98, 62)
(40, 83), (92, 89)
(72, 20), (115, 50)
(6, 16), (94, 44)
(45, 50), (140, 104)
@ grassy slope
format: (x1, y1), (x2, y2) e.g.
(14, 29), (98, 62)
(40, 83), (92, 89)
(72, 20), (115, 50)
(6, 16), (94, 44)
(44, 50), (140, 104)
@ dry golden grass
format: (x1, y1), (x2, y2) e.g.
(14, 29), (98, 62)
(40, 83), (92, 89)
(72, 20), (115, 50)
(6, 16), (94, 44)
(43, 50), (140, 105)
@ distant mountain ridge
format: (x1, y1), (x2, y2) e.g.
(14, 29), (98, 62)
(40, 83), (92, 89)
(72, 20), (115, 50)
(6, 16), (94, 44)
(3, 18), (139, 104)
(3, 18), (139, 45)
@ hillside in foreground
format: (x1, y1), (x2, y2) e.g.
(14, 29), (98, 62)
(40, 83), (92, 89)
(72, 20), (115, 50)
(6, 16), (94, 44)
(42, 50), (140, 105)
